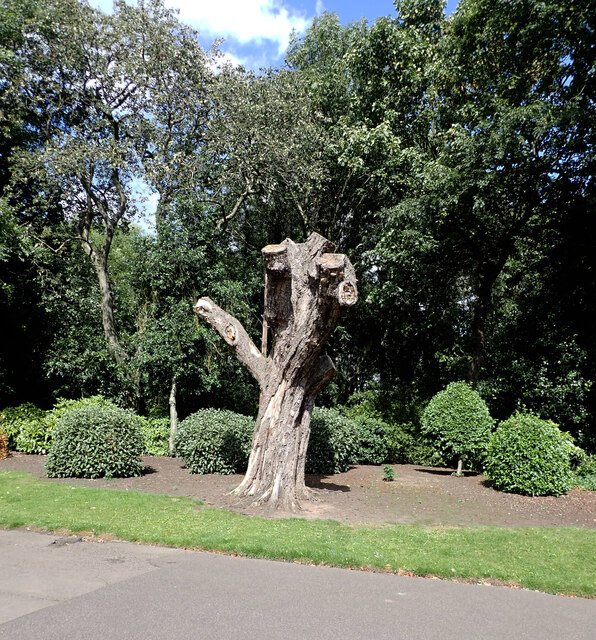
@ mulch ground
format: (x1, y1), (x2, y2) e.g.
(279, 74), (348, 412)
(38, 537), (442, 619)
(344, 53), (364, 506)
(1, 453), (595, 528)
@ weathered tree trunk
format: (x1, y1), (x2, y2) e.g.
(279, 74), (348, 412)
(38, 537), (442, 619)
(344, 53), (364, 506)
(194, 233), (357, 511)
(168, 375), (178, 456)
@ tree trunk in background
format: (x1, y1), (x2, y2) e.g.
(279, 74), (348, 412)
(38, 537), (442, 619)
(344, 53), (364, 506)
(456, 457), (463, 477)
(168, 375), (178, 456)
(468, 251), (511, 385)
(194, 232), (357, 511)
(79, 236), (140, 409)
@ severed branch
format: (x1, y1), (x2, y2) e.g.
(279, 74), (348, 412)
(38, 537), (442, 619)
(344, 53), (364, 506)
(194, 297), (270, 387)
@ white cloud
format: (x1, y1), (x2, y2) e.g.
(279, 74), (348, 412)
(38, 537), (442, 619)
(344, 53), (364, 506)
(167, 0), (309, 55)
(315, 0), (325, 15)
(208, 50), (246, 73)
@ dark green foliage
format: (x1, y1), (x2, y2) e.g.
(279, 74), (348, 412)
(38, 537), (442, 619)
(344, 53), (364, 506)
(386, 423), (444, 466)
(572, 456), (596, 492)
(351, 416), (391, 465)
(140, 417), (171, 457)
(174, 409), (254, 475)
(421, 382), (494, 470)
(45, 406), (144, 479)
(1, 0), (595, 452)
(484, 411), (574, 496)
(354, 416), (391, 464)
(341, 392), (439, 466)
(306, 408), (358, 474)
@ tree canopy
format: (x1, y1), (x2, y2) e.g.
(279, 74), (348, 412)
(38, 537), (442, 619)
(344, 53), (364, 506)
(1, 0), (594, 451)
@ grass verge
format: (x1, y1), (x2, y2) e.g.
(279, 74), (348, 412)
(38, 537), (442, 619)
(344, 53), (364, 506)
(1, 470), (594, 598)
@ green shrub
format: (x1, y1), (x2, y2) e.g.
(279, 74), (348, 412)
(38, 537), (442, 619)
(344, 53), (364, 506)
(421, 382), (494, 474)
(0, 403), (51, 454)
(351, 416), (391, 465)
(49, 396), (118, 424)
(306, 407), (358, 474)
(140, 417), (171, 456)
(386, 422), (443, 466)
(382, 464), (396, 481)
(571, 455), (596, 492)
(484, 411), (574, 496)
(45, 406), (144, 479)
(174, 409), (254, 474)
(1, 397), (119, 455)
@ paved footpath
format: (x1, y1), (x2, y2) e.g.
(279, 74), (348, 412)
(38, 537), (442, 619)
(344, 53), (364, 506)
(1, 528), (594, 640)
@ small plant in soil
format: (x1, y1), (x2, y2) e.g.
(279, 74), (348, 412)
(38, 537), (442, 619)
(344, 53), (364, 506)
(382, 465), (396, 482)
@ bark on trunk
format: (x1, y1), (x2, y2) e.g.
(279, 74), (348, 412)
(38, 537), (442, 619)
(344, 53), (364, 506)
(90, 251), (140, 408)
(194, 232), (357, 511)
(168, 375), (178, 457)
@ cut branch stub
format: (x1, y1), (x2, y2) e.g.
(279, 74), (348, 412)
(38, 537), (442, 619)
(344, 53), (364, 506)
(338, 281), (357, 306)
(224, 324), (237, 345)
(194, 232), (357, 511)
(262, 243), (289, 273)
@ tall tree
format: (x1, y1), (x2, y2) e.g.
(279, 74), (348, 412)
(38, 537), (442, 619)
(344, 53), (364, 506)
(9, 0), (213, 406)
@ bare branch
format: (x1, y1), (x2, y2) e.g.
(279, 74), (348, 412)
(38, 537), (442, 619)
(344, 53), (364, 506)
(216, 181), (256, 231)
(194, 297), (270, 387)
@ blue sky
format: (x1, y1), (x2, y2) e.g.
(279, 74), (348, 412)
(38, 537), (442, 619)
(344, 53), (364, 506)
(90, 0), (460, 69)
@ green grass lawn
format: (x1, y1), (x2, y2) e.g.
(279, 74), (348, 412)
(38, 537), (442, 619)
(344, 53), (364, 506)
(1, 470), (594, 598)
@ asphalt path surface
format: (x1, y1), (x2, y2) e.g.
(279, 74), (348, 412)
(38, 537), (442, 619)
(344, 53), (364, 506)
(1, 529), (594, 639)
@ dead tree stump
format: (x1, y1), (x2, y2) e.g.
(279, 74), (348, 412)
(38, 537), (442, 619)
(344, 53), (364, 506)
(194, 232), (357, 511)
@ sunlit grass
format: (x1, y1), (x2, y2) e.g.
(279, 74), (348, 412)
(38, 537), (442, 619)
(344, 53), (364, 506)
(1, 470), (594, 597)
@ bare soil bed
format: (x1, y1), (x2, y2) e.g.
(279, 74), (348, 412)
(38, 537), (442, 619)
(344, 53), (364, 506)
(2, 453), (595, 528)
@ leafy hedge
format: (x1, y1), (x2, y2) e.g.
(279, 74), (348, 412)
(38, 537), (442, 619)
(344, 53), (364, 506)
(421, 382), (494, 471)
(351, 416), (390, 465)
(0, 397), (118, 454)
(484, 411), (574, 496)
(45, 406), (145, 479)
(174, 409), (254, 474)
(386, 422), (444, 466)
(173, 405), (446, 476)
(0, 403), (50, 453)
(306, 407), (359, 474)
(139, 417), (171, 456)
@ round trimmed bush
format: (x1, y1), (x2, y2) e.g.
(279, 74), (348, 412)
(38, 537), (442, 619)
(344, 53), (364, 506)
(421, 381), (494, 473)
(484, 411), (574, 496)
(174, 409), (254, 474)
(306, 407), (358, 474)
(45, 406), (144, 479)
